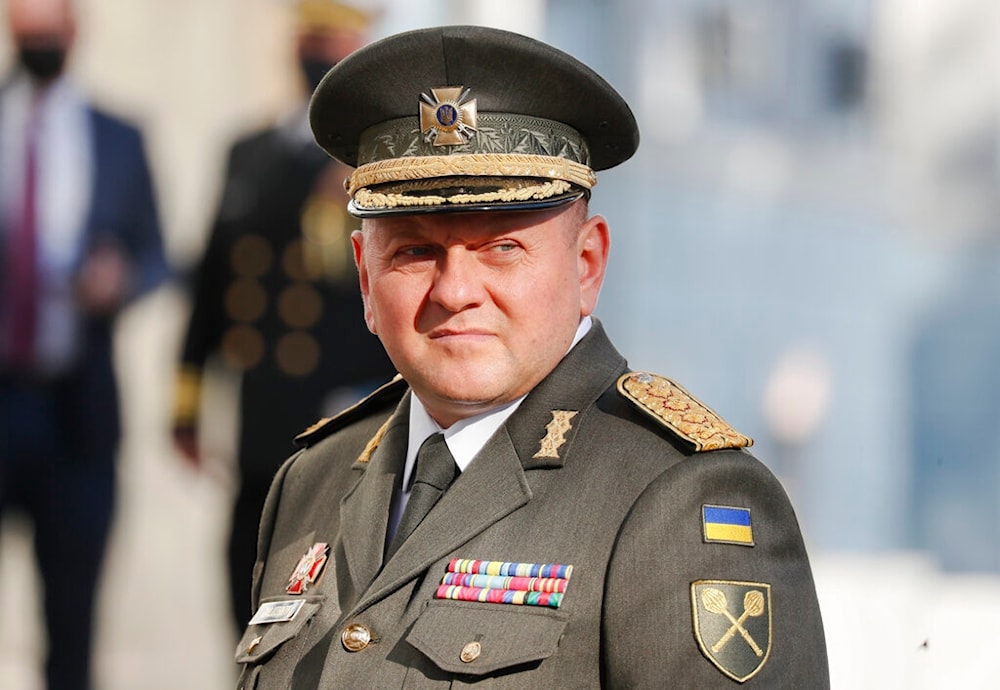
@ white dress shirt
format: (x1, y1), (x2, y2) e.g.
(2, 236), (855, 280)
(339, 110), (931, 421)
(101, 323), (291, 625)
(0, 74), (92, 372)
(386, 316), (594, 542)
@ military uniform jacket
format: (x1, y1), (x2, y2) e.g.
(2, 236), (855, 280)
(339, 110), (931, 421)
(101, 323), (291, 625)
(237, 323), (829, 688)
(178, 124), (394, 475)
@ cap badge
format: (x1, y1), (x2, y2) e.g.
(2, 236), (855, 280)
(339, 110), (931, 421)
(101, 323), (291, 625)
(420, 87), (478, 146)
(286, 542), (329, 595)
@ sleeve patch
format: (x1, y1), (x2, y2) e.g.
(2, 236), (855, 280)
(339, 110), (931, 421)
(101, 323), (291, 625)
(691, 580), (772, 682)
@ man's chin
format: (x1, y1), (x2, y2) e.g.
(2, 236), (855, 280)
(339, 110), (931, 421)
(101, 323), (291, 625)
(411, 378), (513, 423)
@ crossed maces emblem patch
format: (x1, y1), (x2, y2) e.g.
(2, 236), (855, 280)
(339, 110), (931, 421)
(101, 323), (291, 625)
(691, 580), (772, 682)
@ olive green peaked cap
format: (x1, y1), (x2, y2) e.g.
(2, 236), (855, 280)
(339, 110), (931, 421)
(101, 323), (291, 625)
(309, 25), (639, 217)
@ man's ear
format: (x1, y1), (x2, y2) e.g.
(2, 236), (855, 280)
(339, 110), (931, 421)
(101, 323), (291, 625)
(577, 213), (610, 317)
(351, 229), (377, 334)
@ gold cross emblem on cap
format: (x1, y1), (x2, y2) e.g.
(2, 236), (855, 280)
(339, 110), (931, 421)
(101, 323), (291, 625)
(420, 87), (478, 146)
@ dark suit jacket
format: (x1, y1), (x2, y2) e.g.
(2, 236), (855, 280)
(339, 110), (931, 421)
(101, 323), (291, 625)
(237, 322), (829, 688)
(0, 83), (168, 459)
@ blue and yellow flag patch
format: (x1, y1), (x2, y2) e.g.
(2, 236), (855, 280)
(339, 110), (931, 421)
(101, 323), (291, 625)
(702, 505), (754, 546)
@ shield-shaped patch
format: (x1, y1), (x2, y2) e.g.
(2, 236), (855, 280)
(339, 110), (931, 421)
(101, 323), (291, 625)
(691, 580), (772, 682)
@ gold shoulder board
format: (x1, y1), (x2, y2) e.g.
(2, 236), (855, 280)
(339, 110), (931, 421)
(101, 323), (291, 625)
(617, 372), (753, 452)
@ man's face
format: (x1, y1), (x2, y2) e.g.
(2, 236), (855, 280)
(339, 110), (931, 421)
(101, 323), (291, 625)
(353, 202), (609, 427)
(8, 0), (74, 47)
(7, 0), (75, 82)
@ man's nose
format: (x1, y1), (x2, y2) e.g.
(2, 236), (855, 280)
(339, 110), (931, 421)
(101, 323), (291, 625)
(427, 249), (485, 312)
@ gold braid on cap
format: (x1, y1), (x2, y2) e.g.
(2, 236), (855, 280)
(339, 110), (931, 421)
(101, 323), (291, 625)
(354, 179), (575, 210)
(347, 153), (596, 197)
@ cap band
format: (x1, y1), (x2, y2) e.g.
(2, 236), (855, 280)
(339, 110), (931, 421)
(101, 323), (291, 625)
(352, 177), (583, 212)
(356, 112), (592, 167)
(348, 153), (596, 198)
(342, 101), (601, 214)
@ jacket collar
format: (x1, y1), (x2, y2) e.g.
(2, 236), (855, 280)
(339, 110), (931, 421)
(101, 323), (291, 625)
(341, 319), (627, 615)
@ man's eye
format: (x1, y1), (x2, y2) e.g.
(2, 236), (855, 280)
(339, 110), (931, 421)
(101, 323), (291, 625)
(400, 246), (433, 257)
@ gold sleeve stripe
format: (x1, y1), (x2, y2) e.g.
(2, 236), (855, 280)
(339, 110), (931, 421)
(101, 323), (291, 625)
(172, 366), (202, 424)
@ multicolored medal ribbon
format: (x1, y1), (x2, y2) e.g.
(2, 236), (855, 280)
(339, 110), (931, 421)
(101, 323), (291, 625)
(434, 559), (573, 609)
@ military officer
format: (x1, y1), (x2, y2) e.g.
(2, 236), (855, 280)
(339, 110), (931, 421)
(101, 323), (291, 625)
(236, 25), (829, 687)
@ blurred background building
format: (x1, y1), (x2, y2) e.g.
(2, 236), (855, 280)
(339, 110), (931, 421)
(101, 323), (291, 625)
(0, 0), (998, 687)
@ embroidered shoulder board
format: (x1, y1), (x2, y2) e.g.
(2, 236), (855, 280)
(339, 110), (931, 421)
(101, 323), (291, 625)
(294, 374), (406, 448)
(617, 372), (753, 452)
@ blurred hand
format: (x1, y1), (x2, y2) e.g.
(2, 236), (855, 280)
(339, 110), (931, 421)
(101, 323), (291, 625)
(172, 423), (202, 468)
(76, 244), (131, 315)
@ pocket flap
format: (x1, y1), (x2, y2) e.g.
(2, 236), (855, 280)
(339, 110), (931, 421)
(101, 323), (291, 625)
(407, 600), (567, 675)
(235, 595), (324, 664)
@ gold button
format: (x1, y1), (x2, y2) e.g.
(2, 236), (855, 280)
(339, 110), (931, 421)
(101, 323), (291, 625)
(275, 331), (320, 377)
(341, 623), (372, 652)
(245, 635), (263, 655)
(221, 325), (265, 370)
(231, 234), (273, 278)
(460, 640), (481, 663)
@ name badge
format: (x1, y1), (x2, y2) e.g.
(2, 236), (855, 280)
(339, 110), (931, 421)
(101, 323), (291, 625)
(248, 600), (304, 625)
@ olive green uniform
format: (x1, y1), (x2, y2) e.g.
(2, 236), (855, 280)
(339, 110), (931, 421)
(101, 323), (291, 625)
(236, 322), (829, 687)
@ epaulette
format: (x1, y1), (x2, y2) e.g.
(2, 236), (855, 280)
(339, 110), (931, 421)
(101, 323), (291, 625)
(617, 372), (753, 452)
(294, 374), (407, 448)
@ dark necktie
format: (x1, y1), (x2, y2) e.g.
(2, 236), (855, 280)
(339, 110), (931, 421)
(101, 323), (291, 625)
(4, 98), (41, 368)
(386, 433), (456, 559)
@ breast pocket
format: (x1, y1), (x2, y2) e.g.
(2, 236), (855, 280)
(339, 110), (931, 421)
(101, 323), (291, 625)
(234, 595), (325, 689)
(406, 600), (568, 681)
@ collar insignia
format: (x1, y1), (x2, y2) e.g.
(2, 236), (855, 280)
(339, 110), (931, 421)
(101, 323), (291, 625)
(534, 410), (578, 459)
(286, 542), (329, 595)
(691, 580), (772, 682)
(420, 86), (478, 146)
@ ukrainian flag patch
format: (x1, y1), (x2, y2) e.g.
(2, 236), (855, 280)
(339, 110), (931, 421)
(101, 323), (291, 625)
(703, 505), (754, 546)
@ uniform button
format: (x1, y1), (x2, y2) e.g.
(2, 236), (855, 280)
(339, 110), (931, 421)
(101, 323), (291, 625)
(460, 641), (481, 663)
(341, 623), (372, 652)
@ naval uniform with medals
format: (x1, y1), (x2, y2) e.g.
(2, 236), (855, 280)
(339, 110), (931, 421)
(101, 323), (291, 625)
(175, 112), (396, 628)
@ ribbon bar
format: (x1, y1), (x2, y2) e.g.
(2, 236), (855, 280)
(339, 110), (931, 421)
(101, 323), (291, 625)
(441, 572), (569, 593)
(447, 558), (573, 580)
(435, 585), (564, 609)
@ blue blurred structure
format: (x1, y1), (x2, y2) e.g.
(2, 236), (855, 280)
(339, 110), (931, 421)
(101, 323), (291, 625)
(534, 0), (1000, 569)
(909, 244), (1000, 572)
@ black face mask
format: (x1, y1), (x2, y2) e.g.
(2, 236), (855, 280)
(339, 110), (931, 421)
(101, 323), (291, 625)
(299, 58), (334, 93)
(18, 46), (67, 82)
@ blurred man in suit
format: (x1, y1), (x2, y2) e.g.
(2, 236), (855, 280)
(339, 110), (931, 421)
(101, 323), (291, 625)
(0, 0), (169, 687)
(172, 0), (395, 632)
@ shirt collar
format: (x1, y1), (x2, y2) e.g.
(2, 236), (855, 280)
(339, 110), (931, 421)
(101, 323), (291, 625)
(403, 315), (593, 486)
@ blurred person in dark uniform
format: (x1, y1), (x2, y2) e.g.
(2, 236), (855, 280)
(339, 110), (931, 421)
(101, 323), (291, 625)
(172, 0), (395, 632)
(0, 0), (169, 688)
(235, 26), (828, 687)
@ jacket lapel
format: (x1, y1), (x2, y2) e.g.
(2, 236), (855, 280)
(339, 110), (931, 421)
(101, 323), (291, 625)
(346, 321), (627, 615)
(351, 425), (531, 614)
(337, 395), (410, 598)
